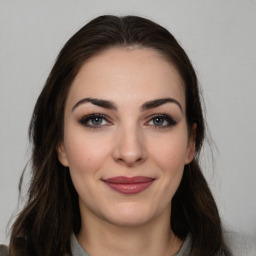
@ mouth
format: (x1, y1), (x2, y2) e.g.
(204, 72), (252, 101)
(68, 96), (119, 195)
(102, 176), (155, 195)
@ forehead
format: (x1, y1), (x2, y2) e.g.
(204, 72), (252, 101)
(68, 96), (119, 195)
(66, 47), (185, 109)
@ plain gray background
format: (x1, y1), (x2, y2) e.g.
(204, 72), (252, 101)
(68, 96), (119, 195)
(0, 0), (256, 245)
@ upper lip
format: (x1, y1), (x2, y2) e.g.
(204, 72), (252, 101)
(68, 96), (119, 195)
(102, 176), (155, 184)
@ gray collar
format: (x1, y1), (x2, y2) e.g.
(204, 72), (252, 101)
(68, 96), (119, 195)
(71, 233), (191, 256)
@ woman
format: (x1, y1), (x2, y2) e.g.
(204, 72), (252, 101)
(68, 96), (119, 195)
(6, 15), (231, 256)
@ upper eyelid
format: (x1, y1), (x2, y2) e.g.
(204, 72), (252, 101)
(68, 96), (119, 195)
(78, 112), (177, 125)
(79, 112), (173, 119)
(146, 113), (170, 118)
(79, 114), (112, 123)
(145, 114), (177, 126)
(145, 113), (176, 121)
(80, 113), (110, 119)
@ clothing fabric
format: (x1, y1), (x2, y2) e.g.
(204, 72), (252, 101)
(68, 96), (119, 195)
(1, 232), (255, 255)
(70, 233), (192, 256)
(0, 245), (8, 256)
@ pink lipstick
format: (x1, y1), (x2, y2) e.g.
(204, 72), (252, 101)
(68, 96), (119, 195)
(103, 176), (155, 194)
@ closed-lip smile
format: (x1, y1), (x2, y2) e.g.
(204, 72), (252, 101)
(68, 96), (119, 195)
(102, 176), (155, 194)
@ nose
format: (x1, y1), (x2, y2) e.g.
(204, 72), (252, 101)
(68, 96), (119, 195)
(113, 126), (147, 167)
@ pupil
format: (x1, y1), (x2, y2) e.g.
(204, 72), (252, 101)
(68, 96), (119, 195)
(154, 117), (164, 126)
(92, 117), (102, 125)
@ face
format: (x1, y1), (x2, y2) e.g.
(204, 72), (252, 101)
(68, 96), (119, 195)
(58, 47), (195, 227)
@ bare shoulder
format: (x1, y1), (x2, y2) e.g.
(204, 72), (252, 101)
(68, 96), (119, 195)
(0, 245), (8, 256)
(224, 231), (256, 256)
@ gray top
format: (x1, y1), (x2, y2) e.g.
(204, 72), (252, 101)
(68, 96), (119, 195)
(2, 231), (256, 255)
(70, 233), (192, 256)
(0, 235), (191, 256)
(0, 245), (8, 256)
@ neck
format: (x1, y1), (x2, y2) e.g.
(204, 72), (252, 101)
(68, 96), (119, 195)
(77, 206), (183, 256)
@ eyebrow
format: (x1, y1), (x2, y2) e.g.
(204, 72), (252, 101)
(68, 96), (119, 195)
(72, 98), (117, 111)
(72, 97), (182, 112)
(141, 98), (183, 112)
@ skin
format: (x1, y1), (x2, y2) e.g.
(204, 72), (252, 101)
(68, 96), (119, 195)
(58, 47), (196, 256)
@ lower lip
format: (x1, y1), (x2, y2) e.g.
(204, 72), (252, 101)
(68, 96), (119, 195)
(104, 181), (154, 194)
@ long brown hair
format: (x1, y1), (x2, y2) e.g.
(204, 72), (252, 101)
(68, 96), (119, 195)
(9, 15), (231, 256)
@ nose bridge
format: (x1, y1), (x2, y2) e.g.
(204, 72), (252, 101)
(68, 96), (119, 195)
(113, 121), (146, 166)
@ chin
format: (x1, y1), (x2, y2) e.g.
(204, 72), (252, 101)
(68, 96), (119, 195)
(100, 202), (161, 228)
(105, 214), (153, 228)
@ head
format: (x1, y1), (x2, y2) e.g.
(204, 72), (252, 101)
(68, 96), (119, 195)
(11, 15), (230, 256)
(30, 14), (204, 232)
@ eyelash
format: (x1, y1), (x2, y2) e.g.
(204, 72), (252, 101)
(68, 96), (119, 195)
(145, 114), (177, 129)
(79, 113), (111, 129)
(79, 113), (177, 129)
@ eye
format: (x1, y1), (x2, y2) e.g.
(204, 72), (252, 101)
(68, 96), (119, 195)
(146, 114), (177, 128)
(79, 114), (111, 128)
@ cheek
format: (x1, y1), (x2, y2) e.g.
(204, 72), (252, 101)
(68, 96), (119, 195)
(147, 128), (189, 196)
(149, 130), (189, 170)
(64, 131), (112, 203)
(64, 129), (112, 177)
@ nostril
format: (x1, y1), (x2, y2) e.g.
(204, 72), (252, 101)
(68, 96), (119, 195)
(136, 157), (144, 162)
(112, 129), (147, 166)
(116, 155), (145, 167)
